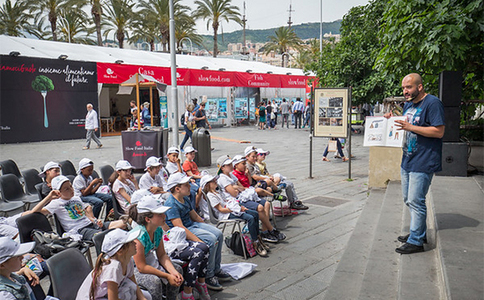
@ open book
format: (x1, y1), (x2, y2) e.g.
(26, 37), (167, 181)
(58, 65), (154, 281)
(363, 116), (406, 147)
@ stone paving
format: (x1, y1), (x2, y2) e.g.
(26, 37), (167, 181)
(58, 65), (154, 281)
(1, 124), (370, 299)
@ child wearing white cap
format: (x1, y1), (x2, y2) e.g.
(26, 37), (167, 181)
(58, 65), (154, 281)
(76, 228), (150, 300)
(182, 146), (202, 181)
(73, 158), (113, 218)
(127, 196), (186, 300)
(30, 175), (127, 241)
(38, 161), (61, 199)
(165, 147), (183, 175)
(164, 173), (230, 291)
(139, 156), (167, 195)
(110, 160), (139, 213)
(0, 237), (44, 300)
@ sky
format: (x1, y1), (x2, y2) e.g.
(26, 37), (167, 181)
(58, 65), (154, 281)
(0, 0), (370, 34)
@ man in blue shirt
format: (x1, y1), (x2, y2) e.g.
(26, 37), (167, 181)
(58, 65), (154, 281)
(385, 73), (445, 254)
(291, 98), (304, 129)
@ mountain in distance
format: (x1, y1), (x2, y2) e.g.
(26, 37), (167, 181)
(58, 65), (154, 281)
(199, 20), (341, 52)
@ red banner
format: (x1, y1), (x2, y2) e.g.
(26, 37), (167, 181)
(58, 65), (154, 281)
(235, 72), (281, 88)
(189, 69), (236, 86)
(97, 63), (190, 85)
(280, 75), (308, 88)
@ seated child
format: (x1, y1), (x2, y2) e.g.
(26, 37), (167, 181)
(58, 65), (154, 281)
(244, 146), (281, 193)
(139, 156), (167, 195)
(110, 160), (139, 214)
(201, 174), (268, 257)
(255, 148), (308, 210)
(127, 196), (185, 300)
(164, 173), (230, 291)
(38, 161), (61, 199)
(76, 228), (151, 300)
(222, 155), (285, 243)
(182, 146), (203, 182)
(32, 176), (126, 241)
(0, 237), (52, 300)
(73, 158), (113, 218)
(165, 147), (183, 175)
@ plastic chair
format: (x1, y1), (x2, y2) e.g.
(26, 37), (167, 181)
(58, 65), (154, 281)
(53, 214), (66, 236)
(92, 170), (100, 179)
(22, 168), (42, 195)
(92, 228), (114, 256)
(0, 174), (39, 210)
(53, 213), (93, 266)
(16, 212), (53, 243)
(34, 183), (45, 201)
(59, 160), (77, 177)
(0, 159), (22, 178)
(46, 248), (92, 300)
(111, 193), (123, 220)
(0, 198), (24, 217)
(203, 191), (248, 259)
(99, 165), (115, 185)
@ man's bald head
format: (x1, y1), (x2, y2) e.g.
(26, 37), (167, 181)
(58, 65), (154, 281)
(403, 73), (423, 86)
(402, 73), (425, 102)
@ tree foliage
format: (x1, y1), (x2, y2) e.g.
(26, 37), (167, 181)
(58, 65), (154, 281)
(0, 0), (32, 37)
(263, 26), (303, 67)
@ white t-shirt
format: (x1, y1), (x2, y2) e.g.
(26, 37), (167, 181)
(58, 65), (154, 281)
(185, 110), (195, 123)
(139, 172), (166, 191)
(217, 173), (239, 200)
(44, 197), (92, 233)
(72, 174), (93, 197)
(76, 258), (137, 300)
(165, 161), (180, 175)
(112, 179), (137, 213)
(207, 192), (230, 220)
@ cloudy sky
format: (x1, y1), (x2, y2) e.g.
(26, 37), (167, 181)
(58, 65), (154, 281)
(0, 0), (370, 34)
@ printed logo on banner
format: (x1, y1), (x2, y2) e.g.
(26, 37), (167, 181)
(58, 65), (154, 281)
(122, 132), (160, 169)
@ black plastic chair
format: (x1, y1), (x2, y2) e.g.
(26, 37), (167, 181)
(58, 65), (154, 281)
(16, 212), (53, 243)
(0, 159), (22, 178)
(99, 165), (115, 185)
(22, 168), (42, 195)
(92, 170), (100, 179)
(0, 174), (39, 209)
(0, 198), (24, 217)
(59, 160), (77, 177)
(53, 214), (65, 236)
(111, 193), (123, 220)
(34, 183), (45, 201)
(92, 228), (114, 256)
(46, 248), (92, 300)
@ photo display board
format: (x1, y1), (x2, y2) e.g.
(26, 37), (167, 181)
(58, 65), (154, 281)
(314, 88), (349, 138)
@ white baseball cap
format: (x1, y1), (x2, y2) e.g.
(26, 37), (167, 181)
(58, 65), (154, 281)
(256, 148), (270, 155)
(145, 156), (162, 171)
(166, 173), (192, 190)
(115, 160), (135, 171)
(78, 158), (94, 174)
(166, 147), (180, 156)
(0, 237), (35, 264)
(38, 161), (60, 178)
(244, 146), (257, 157)
(184, 146), (198, 155)
(137, 195), (171, 214)
(51, 175), (70, 190)
(200, 174), (219, 190)
(130, 189), (153, 205)
(232, 155), (246, 166)
(101, 228), (141, 257)
(216, 155), (233, 174)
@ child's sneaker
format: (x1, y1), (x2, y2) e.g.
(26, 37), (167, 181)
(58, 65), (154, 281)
(273, 193), (287, 201)
(205, 276), (223, 291)
(261, 231), (278, 243)
(181, 291), (195, 300)
(271, 229), (286, 241)
(195, 281), (211, 300)
(278, 183), (287, 189)
(215, 269), (232, 282)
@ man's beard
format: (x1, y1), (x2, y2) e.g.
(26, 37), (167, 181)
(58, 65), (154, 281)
(405, 90), (419, 102)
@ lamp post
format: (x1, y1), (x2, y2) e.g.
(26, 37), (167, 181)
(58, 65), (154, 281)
(169, 0), (179, 145)
(281, 52), (290, 68)
(179, 37), (193, 55)
(58, 16), (71, 43)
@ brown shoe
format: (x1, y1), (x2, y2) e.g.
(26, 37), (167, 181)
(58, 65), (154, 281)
(97, 144), (103, 149)
(255, 242), (268, 257)
(83, 147), (89, 150)
(322, 157), (330, 162)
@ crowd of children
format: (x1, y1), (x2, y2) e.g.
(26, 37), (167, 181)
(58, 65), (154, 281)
(0, 144), (309, 300)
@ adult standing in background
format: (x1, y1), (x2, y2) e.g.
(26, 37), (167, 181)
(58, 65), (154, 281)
(266, 101), (274, 129)
(292, 98), (304, 129)
(141, 102), (151, 127)
(271, 99), (279, 125)
(83, 103), (102, 150)
(280, 99), (290, 128)
(194, 102), (211, 129)
(385, 73), (445, 255)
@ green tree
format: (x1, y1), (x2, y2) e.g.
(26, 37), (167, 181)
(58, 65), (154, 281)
(192, 0), (242, 57)
(175, 17), (203, 53)
(129, 11), (159, 51)
(375, 0), (484, 101)
(90, 0), (104, 46)
(263, 26), (303, 67)
(103, 0), (134, 48)
(0, 0), (32, 37)
(56, 9), (95, 44)
(28, 0), (73, 41)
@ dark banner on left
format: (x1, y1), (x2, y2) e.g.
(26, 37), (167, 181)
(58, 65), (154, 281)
(0, 55), (98, 143)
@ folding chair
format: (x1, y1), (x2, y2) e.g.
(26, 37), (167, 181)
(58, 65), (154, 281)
(16, 212), (54, 243)
(99, 164), (115, 185)
(92, 228), (114, 256)
(0, 159), (22, 179)
(59, 160), (77, 177)
(22, 168), (42, 195)
(0, 174), (40, 210)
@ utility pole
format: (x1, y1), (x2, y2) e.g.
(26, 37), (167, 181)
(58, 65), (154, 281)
(242, 1), (247, 55)
(287, 1), (294, 28)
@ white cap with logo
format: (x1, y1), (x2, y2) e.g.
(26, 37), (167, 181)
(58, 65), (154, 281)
(166, 173), (192, 190)
(137, 195), (171, 214)
(38, 161), (60, 178)
(101, 228), (141, 257)
(78, 158), (94, 174)
(145, 156), (162, 171)
(115, 160), (135, 171)
(0, 237), (35, 264)
(51, 175), (70, 190)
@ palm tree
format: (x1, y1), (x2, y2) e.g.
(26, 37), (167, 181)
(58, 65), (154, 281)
(0, 0), (32, 37)
(137, 0), (191, 52)
(56, 9), (95, 44)
(192, 0), (242, 57)
(90, 0), (104, 46)
(103, 0), (134, 48)
(129, 11), (159, 51)
(28, 0), (75, 41)
(263, 26), (302, 67)
(175, 17), (203, 53)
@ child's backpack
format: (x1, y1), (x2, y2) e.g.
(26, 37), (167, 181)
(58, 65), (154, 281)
(224, 231), (256, 258)
(273, 205), (298, 217)
(32, 230), (89, 259)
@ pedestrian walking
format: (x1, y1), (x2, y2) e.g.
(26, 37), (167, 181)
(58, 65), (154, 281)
(292, 98), (304, 129)
(279, 99), (291, 128)
(83, 103), (102, 150)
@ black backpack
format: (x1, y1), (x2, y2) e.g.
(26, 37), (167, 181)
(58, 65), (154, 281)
(32, 229), (89, 259)
(224, 231), (256, 257)
(180, 113), (185, 125)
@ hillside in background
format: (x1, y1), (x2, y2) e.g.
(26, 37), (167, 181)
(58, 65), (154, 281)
(198, 20), (341, 52)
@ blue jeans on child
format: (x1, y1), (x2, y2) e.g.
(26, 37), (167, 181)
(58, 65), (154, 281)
(187, 222), (223, 278)
(400, 169), (434, 246)
(81, 193), (113, 218)
(229, 209), (259, 241)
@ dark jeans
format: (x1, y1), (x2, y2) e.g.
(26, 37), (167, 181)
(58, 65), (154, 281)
(294, 111), (302, 128)
(180, 124), (193, 149)
(229, 209), (259, 241)
(81, 193), (112, 218)
(323, 138), (344, 158)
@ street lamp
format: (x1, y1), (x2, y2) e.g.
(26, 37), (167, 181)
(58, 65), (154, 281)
(281, 52), (290, 68)
(58, 16), (71, 43)
(179, 37), (193, 55)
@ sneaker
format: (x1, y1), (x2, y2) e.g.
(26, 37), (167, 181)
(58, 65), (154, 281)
(195, 281), (211, 300)
(271, 229), (286, 241)
(181, 292), (195, 300)
(205, 276), (223, 291)
(278, 183), (287, 189)
(255, 242), (268, 257)
(97, 144), (103, 149)
(82, 147), (89, 150)
(291, 201), (309, 210)
(215, 270), (232, 282)
(261, 231), (278, 243)
(273, 193), (287, 201)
